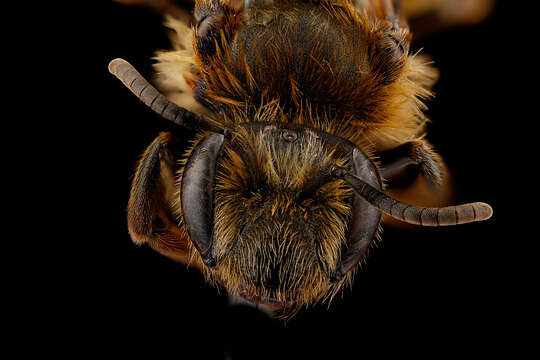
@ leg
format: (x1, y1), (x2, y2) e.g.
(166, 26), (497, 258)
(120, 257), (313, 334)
(128, 132), (202, 269)
(379, 139), (442, 189)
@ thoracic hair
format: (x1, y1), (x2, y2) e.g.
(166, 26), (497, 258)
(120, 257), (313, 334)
(154, 0), (438, 149)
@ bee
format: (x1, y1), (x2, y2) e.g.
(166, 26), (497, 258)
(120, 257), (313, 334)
(109, 0), (493, 317)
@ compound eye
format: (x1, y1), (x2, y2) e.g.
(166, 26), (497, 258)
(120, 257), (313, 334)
(181, 133), (226, 267)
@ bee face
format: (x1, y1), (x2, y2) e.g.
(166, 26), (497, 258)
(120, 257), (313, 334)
(207, 124), (353, 308)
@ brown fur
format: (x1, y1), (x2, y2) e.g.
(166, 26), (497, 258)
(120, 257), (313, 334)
(155, 1), (438, 150)
(210, 125), (353, 315)
(129, 0), (443, 316)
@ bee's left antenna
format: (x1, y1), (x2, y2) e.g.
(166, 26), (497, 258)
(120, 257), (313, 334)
(330, 165), (493, 226)
(108, 58), (231, 137)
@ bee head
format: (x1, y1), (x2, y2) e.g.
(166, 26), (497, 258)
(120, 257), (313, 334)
(180, 121), (383, 313)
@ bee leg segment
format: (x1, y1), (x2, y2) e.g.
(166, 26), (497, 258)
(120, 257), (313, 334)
(127, 132), (197, 267)
(379, 140), (442, 188)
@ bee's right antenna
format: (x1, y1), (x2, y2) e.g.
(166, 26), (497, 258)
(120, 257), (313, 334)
(330, 165), (493, 226)
(108, 58), (232, 138)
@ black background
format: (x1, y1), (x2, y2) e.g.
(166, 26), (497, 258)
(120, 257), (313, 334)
(47, 0), (527, 358)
